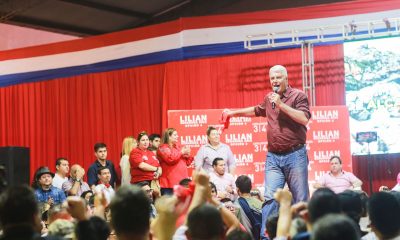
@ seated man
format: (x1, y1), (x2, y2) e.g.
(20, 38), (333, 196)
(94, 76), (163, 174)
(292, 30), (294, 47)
(94, 166), (115, 205)
(34, 167), (66, 209)
(209, 157), (237, 200)
(52, 157), (69, 189)
(62, 164), (91, 196)
(314, 155), (362, 194)
(235, 175), (262, 240)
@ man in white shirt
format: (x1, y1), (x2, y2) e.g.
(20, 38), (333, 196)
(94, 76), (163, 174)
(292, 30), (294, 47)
(52, 157), (69, 189)
(209, 157), (237, 201)
(95, 166), (115, 205)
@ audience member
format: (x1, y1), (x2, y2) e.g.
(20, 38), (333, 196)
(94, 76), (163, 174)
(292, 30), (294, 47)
(355, 190), (370, 234)
(46, 203), (73, 224)
(194, 126), (235, 174)
(94, 166), (115, 205)
(53, 158), (70, 189)
(179, 178), (192, 188)
(311, 214), (360, 240)
(307, 188), (341, 225)
(338, 190), (366, 236)
(136, 181), (157, 219)
(47, 219), (75, 239)
(368, 192), (400, 240)
(66, 196), (110, 240)
(0, 185), (63, 240)
(80, 190), (93, 202)
(109, 185), (151, 240)
(87, 142), (118, 189)
(32, 166), (46, 189)
(290, 217), (308, 238)
(314, 156), (362, 193)
(209, 157), (237, 200)
(292, 188), (341, 240)
(179, 170), (240, 240)
(210, 181), (218, 199)
(379, 172), (400, 192)
(220, 197), (238, 215)
(62, 164), (91, 196)
(129, 131), (161, 185)
(186, 204), (225, 240)
(157, 128), (193, 195)
(235, 175), (262, 239)
(120, 136), (137, 186)
(265, 214), (279, 240)
(148, 133), (161, 154)
(34, 167), (66, 208)
(226, 228), (253, 240)
(250, 188), (265, 203)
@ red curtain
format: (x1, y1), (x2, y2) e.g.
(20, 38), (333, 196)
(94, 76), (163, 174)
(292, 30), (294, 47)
(162, 44), (345, 119)
(353, 153), (400, 195)
(0, 44), (347, 182)
(0, 65), (165, 179)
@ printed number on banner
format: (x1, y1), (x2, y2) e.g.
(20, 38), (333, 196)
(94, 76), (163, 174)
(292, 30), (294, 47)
(253, 124), (267, 133)
(254, 143), (267, 152)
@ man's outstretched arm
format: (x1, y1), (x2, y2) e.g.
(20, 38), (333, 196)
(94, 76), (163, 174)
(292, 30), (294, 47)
(226, 107), (256, 117)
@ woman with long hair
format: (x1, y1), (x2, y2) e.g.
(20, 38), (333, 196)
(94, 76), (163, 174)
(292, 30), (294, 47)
(129, 132), (161, 185)
(157, 128), (193, 195)
(120, 136), (137, 186)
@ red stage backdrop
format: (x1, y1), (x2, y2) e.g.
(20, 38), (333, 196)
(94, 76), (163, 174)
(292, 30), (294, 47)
(168, 106), (351, 191)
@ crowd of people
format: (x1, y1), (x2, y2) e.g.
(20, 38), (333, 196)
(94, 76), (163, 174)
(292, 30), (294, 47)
(0, 65), (399, 240)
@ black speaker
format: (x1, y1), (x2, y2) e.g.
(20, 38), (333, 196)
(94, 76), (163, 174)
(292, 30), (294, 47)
(0, 147), (30, 186)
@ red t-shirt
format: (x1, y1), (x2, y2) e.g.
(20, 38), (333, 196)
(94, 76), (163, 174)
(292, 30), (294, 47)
(129, 148), (159, 183)
(157, 144), (193, 188)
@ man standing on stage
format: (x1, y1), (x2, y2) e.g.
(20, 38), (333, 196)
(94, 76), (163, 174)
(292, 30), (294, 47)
(225, 65), (311, 239)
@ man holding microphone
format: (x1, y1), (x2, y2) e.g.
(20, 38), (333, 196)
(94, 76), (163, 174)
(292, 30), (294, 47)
(224, 65), (311, 239)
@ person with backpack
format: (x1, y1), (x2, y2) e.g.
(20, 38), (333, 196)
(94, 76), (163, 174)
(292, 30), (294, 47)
(235, 175), (263, 240)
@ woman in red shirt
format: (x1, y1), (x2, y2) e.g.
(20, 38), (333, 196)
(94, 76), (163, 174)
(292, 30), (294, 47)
(129, 131), (161, 185)
(157, 128), (193, 195)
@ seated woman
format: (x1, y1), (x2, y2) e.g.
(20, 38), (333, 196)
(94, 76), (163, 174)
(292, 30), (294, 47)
(157, 128), (193, 195)
(129, 131), (161, 185)
(120, 136), (137, 186)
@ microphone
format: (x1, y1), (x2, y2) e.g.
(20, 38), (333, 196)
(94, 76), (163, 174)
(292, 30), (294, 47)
(272, 86), (279, 109)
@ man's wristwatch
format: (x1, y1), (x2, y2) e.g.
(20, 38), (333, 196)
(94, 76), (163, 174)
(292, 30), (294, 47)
(75, 179), (81, 183)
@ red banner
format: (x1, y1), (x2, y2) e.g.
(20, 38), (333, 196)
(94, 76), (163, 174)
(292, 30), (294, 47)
(168, 106), (351, 191)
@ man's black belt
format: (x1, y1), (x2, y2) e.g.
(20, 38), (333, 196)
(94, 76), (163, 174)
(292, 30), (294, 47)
(269, 144), (304, 155)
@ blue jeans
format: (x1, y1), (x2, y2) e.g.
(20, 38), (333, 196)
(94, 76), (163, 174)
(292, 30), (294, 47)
(260, 145), (309, 240)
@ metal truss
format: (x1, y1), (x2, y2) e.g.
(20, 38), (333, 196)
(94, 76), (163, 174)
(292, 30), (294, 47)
(244, 17), (400, 106)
